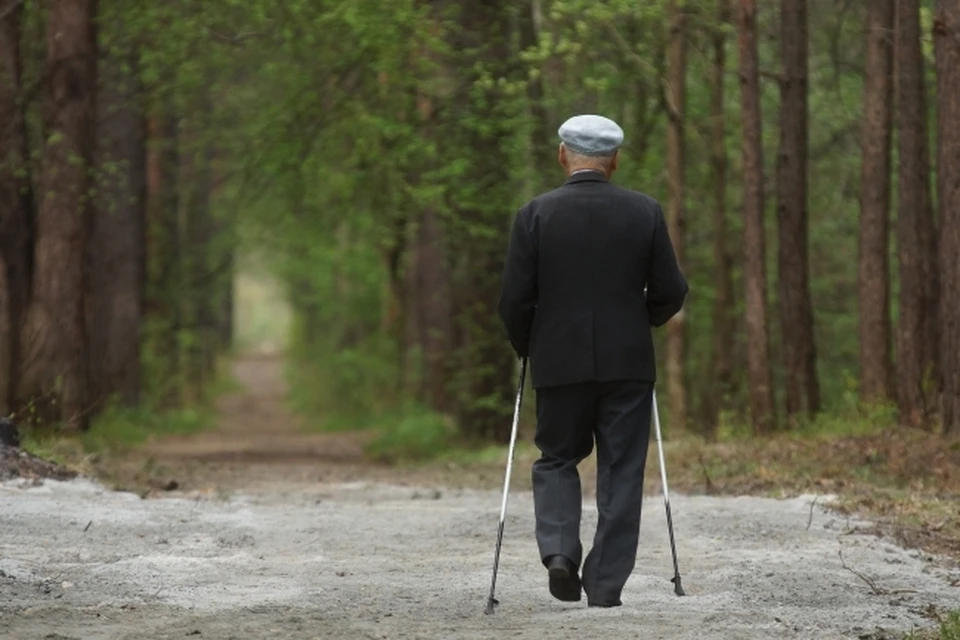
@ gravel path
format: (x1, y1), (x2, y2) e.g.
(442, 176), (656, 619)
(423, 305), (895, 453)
(1, 358), (957, 639)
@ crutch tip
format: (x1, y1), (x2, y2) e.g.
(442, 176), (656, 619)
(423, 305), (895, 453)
(484, 597), (499, 615)
(671, 576), (686, 596)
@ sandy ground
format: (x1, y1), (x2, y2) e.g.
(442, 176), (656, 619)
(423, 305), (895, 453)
(1, 358), (958, 640)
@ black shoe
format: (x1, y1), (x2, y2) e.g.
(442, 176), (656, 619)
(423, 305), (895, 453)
(545, 555), (582, 602)
(587, 599), (622, 608)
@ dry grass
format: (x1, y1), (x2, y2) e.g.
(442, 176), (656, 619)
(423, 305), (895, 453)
(439, 424), (960, 566)
(659, 427), (960, 562)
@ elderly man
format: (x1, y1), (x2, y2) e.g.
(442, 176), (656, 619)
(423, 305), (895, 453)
(497, 114), (688, 607)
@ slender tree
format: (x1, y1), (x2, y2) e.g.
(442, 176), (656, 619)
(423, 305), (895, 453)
(182, 88), (217, 401)
(857, 0), (895, 405)
(412, 205), (453, 412)
(88, 32), (146, 409)
(777, 0), (819, 422)
(665, 0), (689, 430)
(0, 3), (33, 415)
(450, 0), (519, 441)
(145, 110), (182, 409)
(18, 0), (98, 430)
(895, 0), (939, 429)
(702, 0), (734, 439)
(934, 0), (960, 434)
(737, 0), (776, 434)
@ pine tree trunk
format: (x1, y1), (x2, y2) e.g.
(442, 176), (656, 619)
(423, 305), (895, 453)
(413, 207), (453, 413)
(737, 0), (776, 434)
(88, 41), (146, 410)
(777, 0), (820, 423)
(665, 0), (688, 431)
(895, 0), (939, 429)
(210, 151), (233, 355)
(702, 0), (734, 440)
(216, 247), (234, 351)
(858, 0), (895, 405)
(0, 3), (33, 415)
(451, 1), (516, 441)
(934, 0), (960, 434)
(145, 112), (182, 409)
(182, 98), (215, 402)
(18, 0), (97, 430)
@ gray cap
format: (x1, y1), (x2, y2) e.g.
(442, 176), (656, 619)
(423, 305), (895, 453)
(558, 114), (624, 157)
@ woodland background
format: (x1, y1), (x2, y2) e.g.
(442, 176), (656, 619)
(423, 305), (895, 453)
(1, 0), (959, 452)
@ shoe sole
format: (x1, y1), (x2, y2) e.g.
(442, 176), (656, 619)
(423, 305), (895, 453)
(548, 566), (582, 602)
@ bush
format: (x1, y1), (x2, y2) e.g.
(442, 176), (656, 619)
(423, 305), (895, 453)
(364, 405), (457, 462)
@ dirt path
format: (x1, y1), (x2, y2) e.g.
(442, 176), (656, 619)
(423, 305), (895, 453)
(137, 355), (387, 492)
(1, 357), (959, 640)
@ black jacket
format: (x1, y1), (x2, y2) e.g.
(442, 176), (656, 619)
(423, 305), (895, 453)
(497, 171), (688, 389)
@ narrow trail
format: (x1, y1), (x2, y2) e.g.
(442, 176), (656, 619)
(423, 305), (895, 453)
(138, 355), (396, 493)
(1, 356), (959, 639)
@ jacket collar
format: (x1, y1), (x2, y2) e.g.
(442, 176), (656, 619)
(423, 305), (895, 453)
(564, 169), (609, 185)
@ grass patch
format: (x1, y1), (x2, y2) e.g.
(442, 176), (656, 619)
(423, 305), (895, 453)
(22, 405), (217, 472)
(402, 402), (960, 564)
(363, 405), (458, 462)
(19, 362), (236, 477)
(285, 336), (405, 433)
(83, 405), (215, 453)
(906, 610), (960, 639)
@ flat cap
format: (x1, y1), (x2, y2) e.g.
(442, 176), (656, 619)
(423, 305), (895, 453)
(558, 114), (624, 157)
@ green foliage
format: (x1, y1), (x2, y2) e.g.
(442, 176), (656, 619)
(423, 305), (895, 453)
(80, 404), (214, 453)
(905, 610), (960, 640)
(22, 405), (214, 459)
(364, 405), (457, 462)
(715, 397), (899, 441)
(286, 335), (401, 432)
(72, 0), (931, 448)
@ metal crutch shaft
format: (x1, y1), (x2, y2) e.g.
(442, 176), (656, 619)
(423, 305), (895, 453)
(652, 388), (685, 596)
(484, 357), (528, 615)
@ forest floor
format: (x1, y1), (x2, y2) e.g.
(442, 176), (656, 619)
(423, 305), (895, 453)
(1, 356), (959, 639)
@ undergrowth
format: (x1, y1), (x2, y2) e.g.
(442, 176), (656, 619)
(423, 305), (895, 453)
(20, 364), (237, 471)
(905, 610), (960, 640)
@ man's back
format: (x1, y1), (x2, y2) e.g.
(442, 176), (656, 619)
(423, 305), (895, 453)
(498, 170), (688, 388)
(499, 114), (687, 608)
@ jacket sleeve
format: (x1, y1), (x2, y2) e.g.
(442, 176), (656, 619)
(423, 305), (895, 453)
(498, 207), (538, 357)
(646, 205), (689, 328)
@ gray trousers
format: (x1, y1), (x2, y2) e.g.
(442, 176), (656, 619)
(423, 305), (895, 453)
(531, 380), (653, 605)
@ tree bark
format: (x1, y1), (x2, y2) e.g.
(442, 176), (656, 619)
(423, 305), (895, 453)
(858, 0), (895, 405)
(450, 0), (516, 441)
(0, 3), (33, 415)
(181, 97), (215, 401)
(776, 0), (820, 422)
(145, 112), (182, 409)
(88, 40), (146, 410)
(934, 0), (960, 434)
(18, 0), (97, 430)
(702, 0), (734, 440)
(216, 247), (234, 351)
(413, 207), (453, 413)
(895, 0), (939, 429)
(665, 0), (688, 431)
(737, 0), (776, 434)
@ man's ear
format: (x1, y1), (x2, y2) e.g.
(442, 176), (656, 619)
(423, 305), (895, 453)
(558, 143), (566, 168)
(610, 150), (620, 173)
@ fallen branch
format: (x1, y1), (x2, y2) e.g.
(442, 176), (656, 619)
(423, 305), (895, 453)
(807, 495), (820, 531)
(698, 452), (716, 494)
(837, 548), (917, 596)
